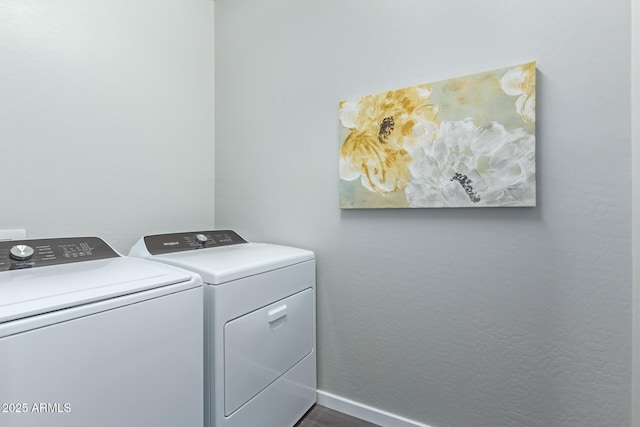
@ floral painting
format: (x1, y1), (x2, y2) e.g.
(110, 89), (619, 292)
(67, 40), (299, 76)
(339, 62), (536, 208)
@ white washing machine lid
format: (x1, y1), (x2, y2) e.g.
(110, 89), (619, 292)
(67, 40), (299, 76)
(0, 256), (197, 324)
(139, 242), (314, 285)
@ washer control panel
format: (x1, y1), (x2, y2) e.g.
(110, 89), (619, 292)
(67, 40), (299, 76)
(0, 237), (119, 271)
(144, 230), (247, 255)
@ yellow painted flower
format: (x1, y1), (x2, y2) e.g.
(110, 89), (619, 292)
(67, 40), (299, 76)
(339, 86), (439, 193)
(500, 61), (536, 123)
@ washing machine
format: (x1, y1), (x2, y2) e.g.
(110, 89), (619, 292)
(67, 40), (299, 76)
(129, 230), (316, 427)
(0, 236), (203, 427)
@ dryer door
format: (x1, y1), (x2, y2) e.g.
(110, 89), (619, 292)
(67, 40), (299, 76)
(223, 288), (314, 416)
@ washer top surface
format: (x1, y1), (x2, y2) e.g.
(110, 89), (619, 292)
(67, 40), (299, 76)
(0, 237), (198, 324)
(129, 231), (314, 285)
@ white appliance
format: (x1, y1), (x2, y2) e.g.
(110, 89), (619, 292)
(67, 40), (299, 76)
(0, 236), (203, 427)
(129, 230), (316, 427)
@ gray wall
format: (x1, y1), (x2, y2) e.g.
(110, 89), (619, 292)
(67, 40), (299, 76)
(0, 0), (215, 253)
(633, 1), (640, 426)
(215, 1), (632, 426)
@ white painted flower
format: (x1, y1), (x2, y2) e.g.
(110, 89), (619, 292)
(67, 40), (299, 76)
(405, 119), (535, 207)
(501, 62), (536, 123)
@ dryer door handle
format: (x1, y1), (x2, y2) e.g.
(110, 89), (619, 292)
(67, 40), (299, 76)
(267, 304), (288, 322)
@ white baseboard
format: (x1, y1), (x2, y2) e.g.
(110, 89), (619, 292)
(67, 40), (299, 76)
(316, 390), (433, 427)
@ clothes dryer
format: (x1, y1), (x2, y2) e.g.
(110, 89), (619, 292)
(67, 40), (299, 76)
(129, 230), (316, 427)
(0, 237), (203, 427)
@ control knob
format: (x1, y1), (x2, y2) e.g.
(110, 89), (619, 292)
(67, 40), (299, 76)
(10, 244), (35, 261)
(195, 234), (208, 245)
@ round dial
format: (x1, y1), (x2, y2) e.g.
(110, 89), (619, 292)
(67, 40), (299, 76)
(10, 244), (35, 261)
(195, 234), (208, 245)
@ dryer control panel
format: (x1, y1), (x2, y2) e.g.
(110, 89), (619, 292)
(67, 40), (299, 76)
(0, 237), (119, 271)
(144, 230), (247, 255)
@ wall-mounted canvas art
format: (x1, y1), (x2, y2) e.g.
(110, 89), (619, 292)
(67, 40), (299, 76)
(339, 62), (536, 208)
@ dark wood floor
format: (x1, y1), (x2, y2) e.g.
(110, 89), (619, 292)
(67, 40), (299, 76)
(295, 405), (380, 427)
